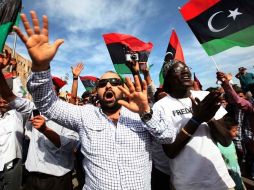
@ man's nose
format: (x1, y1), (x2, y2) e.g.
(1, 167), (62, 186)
(105, 81), (112, 88)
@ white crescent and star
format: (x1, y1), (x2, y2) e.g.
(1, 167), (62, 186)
(208, 8), (243, 33)
(166, 52), (174, 56)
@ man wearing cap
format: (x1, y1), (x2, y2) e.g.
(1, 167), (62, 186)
(235, 67), (254, 94)
(147, 60), (235, 190)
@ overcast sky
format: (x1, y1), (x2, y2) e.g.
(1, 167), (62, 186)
(6, 0), (254, 95)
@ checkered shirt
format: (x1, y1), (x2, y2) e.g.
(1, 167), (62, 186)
(27, 70), (176, 190)
(233, 108), (253, 152)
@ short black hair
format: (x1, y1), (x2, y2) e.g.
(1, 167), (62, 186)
(81, 91), (91, 99)
(232, 85), (243, 94)
(223, 114), (239, 130)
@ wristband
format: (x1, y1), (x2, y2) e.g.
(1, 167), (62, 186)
(181, 128), (192, 137)
(73, 77), (78, 80)
(190, 117), (202, 126)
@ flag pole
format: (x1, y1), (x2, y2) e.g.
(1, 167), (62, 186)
(12, 32), (17, 58)
(210, 56), (220, 71)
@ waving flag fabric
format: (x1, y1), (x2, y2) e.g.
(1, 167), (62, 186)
(180, 0), (254, 56)
(159, 30), (185, 85)
(52, 76), (67, 89)
(103, 33), (153, 74)
(0, 0), (22, 52)
(80, 76), (98, 92)
(194, 72), (203, 90)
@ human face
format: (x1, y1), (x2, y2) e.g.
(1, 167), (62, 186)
(238, 92), (246, 99)
(167, 62), (193, 90)
(97, 72), (123, 112)
(229, 126), (238, 138)
(239, 68), (246, 74)
(0, 98), (10, 115)
(82, 96), (89, 105)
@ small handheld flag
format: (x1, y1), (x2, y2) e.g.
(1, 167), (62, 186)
(80, 76), (98, 92)
(103, 33), (153, 75)
(52, 76), (67, 89)
(159, 30), (185, 85)
(0, 0), (22, 52)
(193, 72), (203, 90)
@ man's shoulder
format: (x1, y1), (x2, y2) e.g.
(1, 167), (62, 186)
(2, 109), (23, 121)
(154, 95), (171, 105)
(191, 90), (209, 101)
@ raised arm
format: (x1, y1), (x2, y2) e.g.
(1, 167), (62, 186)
(140, 64), (156, 103)
(217, 71), (254, 112)
(69, 62), (84, 105)
(13, 11), (84, 131)
(31, 115), (61, 148)
(118, 75), (176, 143)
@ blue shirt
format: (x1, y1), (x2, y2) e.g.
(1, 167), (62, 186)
(239, 72), (254, 92)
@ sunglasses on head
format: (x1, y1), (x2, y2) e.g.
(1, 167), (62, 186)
(97, 78), (123, 88)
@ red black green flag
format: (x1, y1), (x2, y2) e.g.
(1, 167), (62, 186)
(193, 72), (203, 90)
(80, 76), (98, 92)
(0, 0), (22, 52)
(4, 72), (13, 90)
(52, 76), (67, 89)
(103, 33), (153, 74)
(180, 0), (254, 56)
(159, 30), (185, 85)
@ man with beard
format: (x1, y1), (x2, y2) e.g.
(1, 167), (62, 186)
(145, 60), (235, 190)
(13, 11), (176, 190)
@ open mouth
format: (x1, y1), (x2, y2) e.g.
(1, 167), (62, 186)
(104, 91), (115, 102)
(181, 73), (191, 81)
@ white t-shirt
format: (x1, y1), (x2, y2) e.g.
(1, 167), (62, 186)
(152, 90), (235, 190)
(0, 110), (24, 171)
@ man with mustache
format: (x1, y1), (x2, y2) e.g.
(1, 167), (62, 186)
(13, 11), (176, 190)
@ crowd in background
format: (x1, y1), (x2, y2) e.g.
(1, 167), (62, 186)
(1, 10), (254, 190)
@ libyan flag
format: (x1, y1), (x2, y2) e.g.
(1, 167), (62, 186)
(193, 72), (203, 90)
(80, 76), (98, 92)
(103, 33), (153, 74)
(159, 30), (185, 85)
(0, 0), (22, 52)
(52, 76), (67, 89)
(180, 0), (254, 56)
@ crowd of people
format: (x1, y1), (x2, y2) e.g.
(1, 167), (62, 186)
(1, 10), (254, 190)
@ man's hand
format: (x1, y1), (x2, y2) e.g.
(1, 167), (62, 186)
(191, 91), (221, 123)
(13, 11), (64, 71)
(139, 62), (148, 74)
(0, 50), (11, 70)
(126, 60), (140, 74)
(71, 63), (84, 77)
(30, 115), (47, 132)
(216, 72), (229, 84)
(118, 75), (150, 114)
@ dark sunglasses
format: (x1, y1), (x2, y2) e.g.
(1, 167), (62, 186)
(97, 78), (123, 88)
